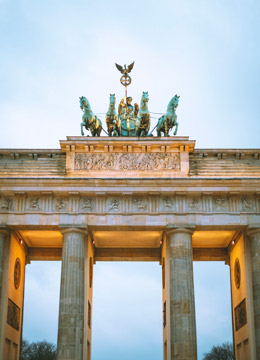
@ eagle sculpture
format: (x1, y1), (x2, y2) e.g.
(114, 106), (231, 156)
(115, 62), (135, 75)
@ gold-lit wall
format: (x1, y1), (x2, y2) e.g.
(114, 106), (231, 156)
(3, 235), (26, 360)
(230, 234), (256, 359)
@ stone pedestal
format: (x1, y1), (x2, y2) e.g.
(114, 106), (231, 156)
(0, 229), (11, 360)
(57, 228), (88, 360)
(247, 228), (260, 359)
(168, 228), (197, 360)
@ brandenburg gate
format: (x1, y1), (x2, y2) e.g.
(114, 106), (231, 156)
(0, 136), (259, 360)
(0, 65), (260, 359)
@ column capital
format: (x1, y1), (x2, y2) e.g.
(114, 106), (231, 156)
(60, 227), (88, 236)
(166, 226), (195, 236)
(246, 226), (260, 237)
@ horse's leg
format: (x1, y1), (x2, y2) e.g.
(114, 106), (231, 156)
(173, 122), (178, 136)
(97, 125), (102, 137)
(164, 118), (170, 136)
(117, 123), (121, 136)
(81, 122), (85, 136)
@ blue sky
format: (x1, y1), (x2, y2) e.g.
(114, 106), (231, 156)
(23, 261), (232, 360)
(1, 0), (259, 359)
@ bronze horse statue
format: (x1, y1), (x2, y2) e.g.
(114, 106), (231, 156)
(137, 91), (150, 137)
(156, 95), (180, 136)
(79, 96), (102, 136)
(106, 94), (120, 136)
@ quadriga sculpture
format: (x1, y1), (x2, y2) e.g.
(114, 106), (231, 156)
(137, 91), (150, 137)
(106, 94), (120, 136)
(156, 95), (180, 136)
(79, 96), (102, 136)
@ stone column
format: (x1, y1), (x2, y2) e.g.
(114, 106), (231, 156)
(167, 227), (197, 360)
(247, 228), (260, 359)
(57, 228), (88, 360)
(0, 229), (11, 359)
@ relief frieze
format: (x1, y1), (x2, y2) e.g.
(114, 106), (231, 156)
(107, 199), (121, 212)
(55, 198), (68, 211)
(241, 197), (255, 211)
(0, 198), (13, 211)
(188, 198), (201, 211)
(80, 198), (94, 212)
(133, 198), (147, 211)
(214, 197), (227, 211)
(162, 197), (173, 210)
(27, 197), (40, 211)
(0, 194), (259, 215)
(235, 298), (247, 331)
(7, 298), (20, 331)
(74, 152), (180, 171)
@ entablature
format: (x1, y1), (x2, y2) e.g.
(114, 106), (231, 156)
(0, 188), (259, 217)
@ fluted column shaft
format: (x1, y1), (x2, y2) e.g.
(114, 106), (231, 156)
(168, 228), (197, 360)
(57, 228), (88, 360)
(0, 229), (11, 359)
(247, 228), (260, 359)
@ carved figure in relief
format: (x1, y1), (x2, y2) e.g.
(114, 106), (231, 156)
(74, 152), (180, 171)
(1, 198), (13, 210)
(79, 96), (102, 136)
(215, 198), (226, 210)
(82, 198), (92, 211)
(108, 200), (120, 211)
(242, 197), (254, 211)
(137, 91), (150, 137)
(163, 198), (172, 209)
(119, 153), (137, 170)
(156, 95), (180, 136)
(106, 94), (120, 136)
(56, 198), (67, 210)
(189, 198), (200, 210)
(133, 198), (147, 211)
(29, 198), (39, 209)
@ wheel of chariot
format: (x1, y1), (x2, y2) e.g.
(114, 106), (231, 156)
(120, 74), (131, 86)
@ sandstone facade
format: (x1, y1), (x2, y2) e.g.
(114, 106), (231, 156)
(0, 136), (259, 359)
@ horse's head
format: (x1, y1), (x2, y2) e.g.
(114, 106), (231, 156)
(79, 96), (90, 111)
(141, 91), (149, 103)
(168, 94), (180, 110)
(109, 93), (116, 104)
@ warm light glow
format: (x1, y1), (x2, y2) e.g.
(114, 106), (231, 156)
(232, 240), (235, 245)
(192, 231), (236, 248)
